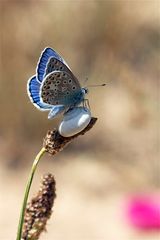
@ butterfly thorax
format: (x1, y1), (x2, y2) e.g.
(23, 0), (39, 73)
(72, 88), (85, 106)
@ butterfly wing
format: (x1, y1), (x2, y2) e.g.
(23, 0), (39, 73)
(40, 70), (84, 107)
(37, 47), (72, 82)
(28, 47), (83, 116)
(45, 57), (75, 78)
(48, 105), (65, 119)
(27, 76), (52, 111)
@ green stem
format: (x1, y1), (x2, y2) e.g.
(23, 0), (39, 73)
(16, 147), (46, 240)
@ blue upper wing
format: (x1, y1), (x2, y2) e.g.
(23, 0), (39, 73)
(27, 76), (52, 111)
(36, 47), (71, 83)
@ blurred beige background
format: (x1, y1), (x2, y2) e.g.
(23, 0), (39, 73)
(0, 1), (159, 239)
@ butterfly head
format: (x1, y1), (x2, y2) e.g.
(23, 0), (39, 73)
(82, 87), (89, 95)
(74, 87), (88, 106)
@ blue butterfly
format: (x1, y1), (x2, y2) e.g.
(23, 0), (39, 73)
(27, 47), (88, 119)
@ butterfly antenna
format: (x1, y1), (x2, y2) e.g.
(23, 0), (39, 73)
(87, 83), (107, 87)
(83, 77), (89, 86)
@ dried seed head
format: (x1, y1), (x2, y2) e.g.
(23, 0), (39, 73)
(22, 173), (56, 240)
(43, 117), (97, 155)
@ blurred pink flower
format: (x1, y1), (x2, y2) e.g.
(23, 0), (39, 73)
(126, 195), (160, 230)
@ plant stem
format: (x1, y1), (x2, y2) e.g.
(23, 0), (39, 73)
(16, 147), (46, 240)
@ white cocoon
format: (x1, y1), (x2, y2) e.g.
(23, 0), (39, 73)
(58, 107), (91, 137)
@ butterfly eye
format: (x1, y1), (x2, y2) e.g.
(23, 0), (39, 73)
(63, 80), (67, 84)
(60, 66), (64, 70)
(56, 80), (60, 84)
(57, 74), (60, 78)
(72, 86), (76, 90)
(68, 79), (72, 84)
(66, 91), (70, 95)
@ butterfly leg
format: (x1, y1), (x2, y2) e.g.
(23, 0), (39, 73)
(83, 99), (86, 108)
(83, 99), (90, 110)
(86, 99), (91, 109)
